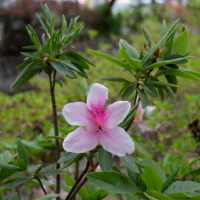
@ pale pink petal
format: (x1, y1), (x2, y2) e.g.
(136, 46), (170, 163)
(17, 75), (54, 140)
(87, 83), (108, 110)
(137, 103), (142, 112)
(138, 122), (153, 133)
(100, 127), (135, 156)
(144, 106), (156, 115)
(63, 127), (100, 153)
(104, 101), (131, 129)
(62, 102), (93, 126)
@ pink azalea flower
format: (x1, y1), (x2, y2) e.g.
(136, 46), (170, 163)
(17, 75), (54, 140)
(134, 103), (155, 133)
(62, 83), (135, 156)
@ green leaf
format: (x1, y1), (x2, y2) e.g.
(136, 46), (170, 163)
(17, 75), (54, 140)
(8, 177), (32, 188)
(142, 83), (158, 98)
(98, 147), (113, 171)
(142, 33), (167, 65)
(66, 51), (94, 66)
(141, 164), (163, 192)
(16, 61), (32, 69)
(21, 52), (41, 60)
(147, 190), (172, 200)
(35, 194), (60, 200)
(118, 101), (140, 128)
(17, 158), (27, 171)
(60, 60), (88, 78)
(142, 25), (152, 48)
(120, 154), (140, 174)
(50, 61), (76, 78)
(17, 138), (28, 166)
(143, 56), (192, 72)
(119, 49), (142, 72)
(121, 83), (137, 100)
(127, 168), (142, 187)
(165, 55), (189, 64)
(8, 193), (19, 200)
(101, 77), (130, 83)
(165, 75), (178, 93)
(167, 19), (179, 37)
(10, 62), (43, 91)
(157, 86), (164, 100)
(58, 152), (80, 163)
(137, 89), (148, 109)
(162, 86), (174, 100)
(119, 39), (140, 59)
(39, 169), (62, 176)
(172, 30), (187, 56)
(161, 20), (166, 37)
(141, 158), (166, 182)
(148, 81), (178, 88)
(86, 172), (140, 194)
(163, 181), (200, 198)
(88, 50), (130, 71)
(163, 69), (200, 82)
(0, 163), (21, 171)
(162, 165), (182, 193)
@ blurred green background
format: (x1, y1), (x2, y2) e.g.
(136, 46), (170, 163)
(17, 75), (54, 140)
(1, 0), (200, 199)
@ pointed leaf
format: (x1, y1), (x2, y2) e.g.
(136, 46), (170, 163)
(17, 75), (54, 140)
(98, 147), (113, 171)
(121, 83), (137, 100)
(8, 177), (32, 188)
(137, 89), (148, 109)
(142, 25), (152, 48)
(101, 77), (130, 83)
(142, 83), (158, 98)
(86, 172), (140, 194)
(17, 138), (28, 166)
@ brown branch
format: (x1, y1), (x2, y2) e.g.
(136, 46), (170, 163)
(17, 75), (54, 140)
(35, 176), (47, 195)
(65, 146), (100, 200)
(48, 66), (60, 200)
(69, 162), (99, 200)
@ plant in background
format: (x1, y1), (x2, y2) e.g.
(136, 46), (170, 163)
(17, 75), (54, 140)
(1, 3), (200, 200)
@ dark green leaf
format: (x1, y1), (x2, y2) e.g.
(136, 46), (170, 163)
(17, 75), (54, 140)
(137, 89), (148, 109)
(142, 83), (158, 98)
(50, 61), (76, 78)
(167, 19), (179, 37)
(17, 138), (28, 166)
(162, 86), (174, 100)
(0, 163), (21, 171)
(8, 177), (31, 188)
(120, 154), (139, 174)
(165, 55), (188, 64)
(143, 56), (192, 72)
(163, 64), (179, 70)
(157, 86), (164, 100)
(86, 172), (140, 194)
(101, 77), (130, 83)
(118, 101), (140, 128)
(141, 164), (163, 192)
(162, 165), (182, 193)
(98, 147), (113, 171)
(163, 69), (200, 82)
(148, 81), (178, 88)
(17, 158), (27, 171)
(21, 52), (41, 60)
(121, 83), (137, 100)
(127, 168), (142, 187)
(58, 152), (80, 163)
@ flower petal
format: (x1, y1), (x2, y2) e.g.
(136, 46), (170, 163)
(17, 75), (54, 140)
(100, 127), (135, 156)
(138, 122), (153, 133)
(87, 83), (108, 110)
(63, 127), (100, 153)
(104, 101), (131, 129)
(62, 102), (93, 126)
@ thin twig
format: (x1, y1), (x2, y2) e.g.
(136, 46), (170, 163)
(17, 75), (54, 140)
(65, 146), (100, 200)
(48, 67), (60, 200)
(35, 176), (47, 195)
(69, 162), (99, 200)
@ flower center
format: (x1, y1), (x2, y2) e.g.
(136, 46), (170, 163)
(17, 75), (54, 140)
(91, 103), (105, 128)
